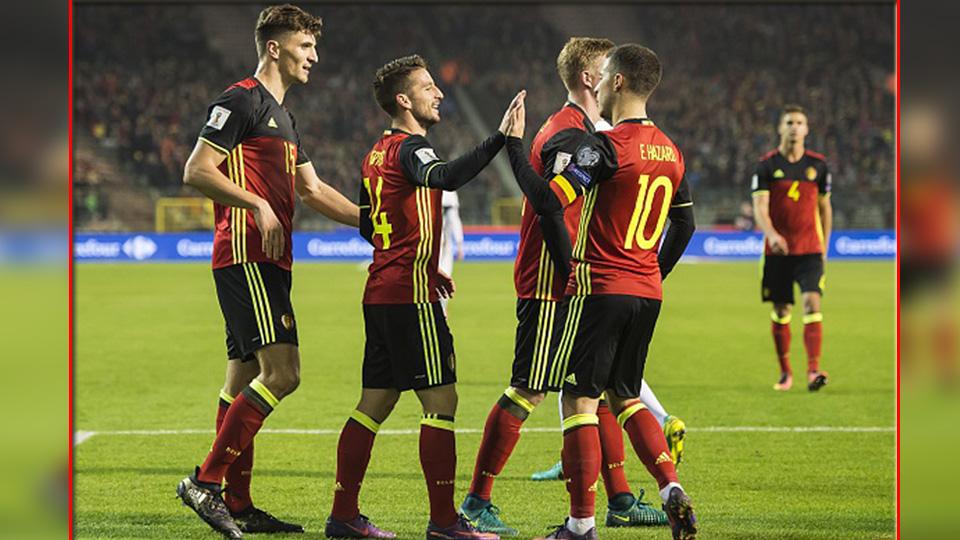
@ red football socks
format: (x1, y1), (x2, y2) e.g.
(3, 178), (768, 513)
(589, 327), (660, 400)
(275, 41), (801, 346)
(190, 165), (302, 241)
(216, 394), (254, 513)
(197, 381), (276, 485)
(597, 402), (631, 500)
(420, 416), (458, 528)
(562, 414), (601, 519)
(803, 316), (823, 373)
(331, 412), (379, 521)
(772, 319), (792, 375)
(619, 402), (677, 490)
(468, 391), (529, 500)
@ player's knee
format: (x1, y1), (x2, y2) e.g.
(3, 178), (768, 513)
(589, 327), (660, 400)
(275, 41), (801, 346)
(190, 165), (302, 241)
(514, 388), (546, 407)
(774, 304), (792, 318)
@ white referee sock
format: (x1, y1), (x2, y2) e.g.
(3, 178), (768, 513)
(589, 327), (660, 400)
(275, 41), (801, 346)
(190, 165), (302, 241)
(639, 379), (669, 427)
(566, 516), (595, 535)
(659, 482), (684, 503)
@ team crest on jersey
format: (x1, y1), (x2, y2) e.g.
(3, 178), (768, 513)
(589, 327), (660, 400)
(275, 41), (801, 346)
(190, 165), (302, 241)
(447, 352), (456, 373)
(281, 313), (295, 330)
(773, 169), (785, 179)
(553, 152), (572, 174)
(576, 146), (600, 168)
(805, 166), (817, 180)
(206, 105), (231, 130)
(415, 147), (440, 164)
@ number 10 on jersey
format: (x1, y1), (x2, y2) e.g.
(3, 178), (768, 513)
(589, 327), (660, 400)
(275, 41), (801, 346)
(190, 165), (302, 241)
(624, 174), (674, 250)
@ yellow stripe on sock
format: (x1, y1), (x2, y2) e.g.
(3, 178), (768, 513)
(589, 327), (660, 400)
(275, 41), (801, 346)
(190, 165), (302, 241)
(803, 312), (823, 324)
(562, 413), (599, 431)
(504, 387), (535, 413)
(219, 390), (235, 404)
(616, 401), (646, 427)
(421, 416), (455, 431)
(249, 379), (280, 409)
(350, 410), (381, 434)
(770, 311), (792, 324)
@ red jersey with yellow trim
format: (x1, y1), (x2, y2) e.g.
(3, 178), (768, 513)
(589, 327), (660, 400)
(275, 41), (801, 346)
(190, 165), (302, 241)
(751, 149), (831, 255)
(514, 104), (594, 301)
(552, 119), (691, 300)
(197, 77), (311, 271)
(360, 129), (445, 304)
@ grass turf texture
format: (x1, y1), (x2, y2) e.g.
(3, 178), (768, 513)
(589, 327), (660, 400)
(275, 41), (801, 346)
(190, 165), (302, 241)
(75, 261), (895, 539)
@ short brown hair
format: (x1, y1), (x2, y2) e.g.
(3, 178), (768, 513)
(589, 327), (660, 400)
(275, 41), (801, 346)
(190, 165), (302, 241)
(556, 37), (615, 91)
(780, 104), (807, 120)
(255, 4), (323, 58)
(607, 44), (662, 98)
(373, 55), (428, 116)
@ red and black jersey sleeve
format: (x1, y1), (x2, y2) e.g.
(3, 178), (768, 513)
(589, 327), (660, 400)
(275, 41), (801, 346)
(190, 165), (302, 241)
(397, 132), (504, 190)
(198, 87), (256, 153)
(398, 135), (445, 186)
(288, 111), (311, 166)
(818, 162), (832, 195)
(554, 133), (619, 204)
(750, 157), (772, 194)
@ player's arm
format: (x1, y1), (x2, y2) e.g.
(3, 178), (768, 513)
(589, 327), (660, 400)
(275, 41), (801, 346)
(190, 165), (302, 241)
(750, 163), (788, 255)
(398, 132), (505, 191)
(658, 176), (696, 280)
(295, 162), (360, 227)
(818, 167), (833, 259)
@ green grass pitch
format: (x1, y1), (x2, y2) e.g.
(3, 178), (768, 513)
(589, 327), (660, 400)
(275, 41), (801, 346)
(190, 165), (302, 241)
(75, 261), (895, 539)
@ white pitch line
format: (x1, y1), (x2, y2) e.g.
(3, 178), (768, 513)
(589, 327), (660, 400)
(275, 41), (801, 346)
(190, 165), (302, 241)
(73, 425), (894, 445)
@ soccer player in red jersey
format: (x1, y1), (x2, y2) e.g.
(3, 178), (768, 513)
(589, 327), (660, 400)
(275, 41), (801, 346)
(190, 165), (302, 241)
(751, 105), (833, 392)
(175, 6), (360, 538)
(323, 54), (522, 540)
(505, 43), (698, 540)
(459, 38), (674, 535)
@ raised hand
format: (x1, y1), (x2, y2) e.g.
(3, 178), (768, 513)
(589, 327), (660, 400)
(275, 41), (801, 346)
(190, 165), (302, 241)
(507, 91), (526, 139)
(499, 90), (527, 136)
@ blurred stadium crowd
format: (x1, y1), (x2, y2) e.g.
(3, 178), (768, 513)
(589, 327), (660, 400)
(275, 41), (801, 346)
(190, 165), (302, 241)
(73, 4), (893, 231)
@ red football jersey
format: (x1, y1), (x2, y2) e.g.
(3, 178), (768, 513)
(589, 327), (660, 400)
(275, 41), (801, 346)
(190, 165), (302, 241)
(751, 149), (831, 255)
(551, 119), (691, 300)
(514, 103), (593, 301)
(360, 129), (445, 304)
(198, 78), (310, 271)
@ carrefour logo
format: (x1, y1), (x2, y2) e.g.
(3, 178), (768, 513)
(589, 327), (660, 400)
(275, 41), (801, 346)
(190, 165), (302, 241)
(122, 235), (157, 260)
(702, 235), (764, 256)
(834, 235), (896, 256)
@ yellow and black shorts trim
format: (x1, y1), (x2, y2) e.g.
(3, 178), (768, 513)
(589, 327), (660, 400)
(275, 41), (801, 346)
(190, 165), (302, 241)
(213, 261), (298, 362)
(421, 413), (455, 431)
(511, 298), (568, 392)
(562, 413), (599, 434)
(361, 302), (456, 392)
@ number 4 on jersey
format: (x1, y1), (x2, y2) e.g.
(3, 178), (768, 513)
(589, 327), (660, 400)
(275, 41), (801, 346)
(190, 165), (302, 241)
(787, 180), (801, 202)
(363, 176), (393, 248)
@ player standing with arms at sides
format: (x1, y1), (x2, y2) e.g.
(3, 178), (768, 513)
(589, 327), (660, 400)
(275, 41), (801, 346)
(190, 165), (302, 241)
(439, 190), (464, 312)
(323, 54), (522, 540)
(751, 105), (832, 392)
(505, 43), (697, 540)
(460, 38), (675, 535)
(176, 5), (360, 539)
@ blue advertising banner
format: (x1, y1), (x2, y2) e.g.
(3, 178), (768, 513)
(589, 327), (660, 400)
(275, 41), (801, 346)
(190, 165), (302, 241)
(72, 229), (896, 263)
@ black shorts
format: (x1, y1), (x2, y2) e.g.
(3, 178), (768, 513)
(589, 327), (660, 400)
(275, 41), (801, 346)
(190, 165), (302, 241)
(762, 254), (825, 304)
(213, 262), (298, 362)
(362, 302), (456, 391)
(511, 298), (569, 392)
(901, 259), (954, 300)
(558, 295), (662, 399)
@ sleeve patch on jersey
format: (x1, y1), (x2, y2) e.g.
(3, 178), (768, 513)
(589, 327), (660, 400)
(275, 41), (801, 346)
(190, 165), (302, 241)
(415, 147), (440, 165)
(553, 152), (572, 174)
(565, 163), (593, 188)
(206, 105), (231, 130)
(575, 146), (600, 167)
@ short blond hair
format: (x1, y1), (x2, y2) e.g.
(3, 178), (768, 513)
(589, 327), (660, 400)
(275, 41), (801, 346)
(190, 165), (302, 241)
(556, 37), (615, 92)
